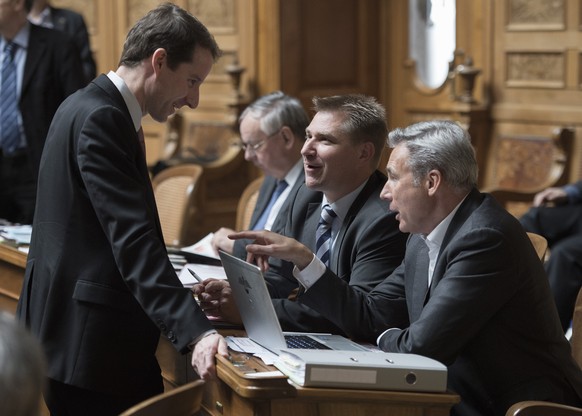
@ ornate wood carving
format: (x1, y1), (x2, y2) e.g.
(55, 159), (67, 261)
(187, 0), (236, 33)
(506, 52), (565, 88)
(506, 0), (565, 31)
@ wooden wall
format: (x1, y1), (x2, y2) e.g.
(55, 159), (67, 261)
(49, 0), (582, 231)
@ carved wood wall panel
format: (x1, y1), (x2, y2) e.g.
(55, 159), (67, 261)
(492, 0), (582, 182)
(507, 0), (565, 31)
(506, 52), (565, 88)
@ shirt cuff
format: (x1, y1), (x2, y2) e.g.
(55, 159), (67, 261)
(188, 329), (218, 350)
(376, 327), (400, 347)
(292, 254), (326, 290)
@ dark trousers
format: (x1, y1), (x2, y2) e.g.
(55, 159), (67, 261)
(0, 149), (36, 224)
(521, 204), (582, 331)
(45, 378), (162, 416)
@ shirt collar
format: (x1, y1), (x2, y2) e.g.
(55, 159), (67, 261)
(2, 21), (30, 51)
(106, 70), (142, 132)
(423, 194), (468, 250)
(282, 160), (303, 189)
(321, 179), (368, 224)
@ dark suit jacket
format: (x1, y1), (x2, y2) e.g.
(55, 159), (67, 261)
(20, 23), (84, 177)
(16, 75), (214, 398)
(300, 188), (582, 415)
(50, 6), (96, 84)
(268, 170), (408, 334)
(232, 170), (305, 259)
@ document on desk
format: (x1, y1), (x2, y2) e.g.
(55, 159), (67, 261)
(226, 336), (279, 365)
(181, 233), (220, 260)
(177, 263), (227, 287)
(0, 224), (32, 245)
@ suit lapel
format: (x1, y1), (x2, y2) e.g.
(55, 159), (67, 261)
(21, 26), (45, 98)
(409, 237), (430, 321)
(330, 171), (382, 269)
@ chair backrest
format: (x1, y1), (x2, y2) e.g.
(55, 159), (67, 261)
(526, 232), (548, 262)
(152, 164), (204, 247)
(506, 400), (582, 416)
(235, 176), (264, 231)
(483, 127), (574, 218)
(119, 379), (205, 416)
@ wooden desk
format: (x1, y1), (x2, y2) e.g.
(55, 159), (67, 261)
(0, 242), (27, 313)
(1, 246), (460, 415)
(156, 334), (460, 416)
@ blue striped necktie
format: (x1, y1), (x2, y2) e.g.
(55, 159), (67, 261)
(0, 41), (20, 154)
(315, 204), (337, 266)
(252, 179), (288, 230)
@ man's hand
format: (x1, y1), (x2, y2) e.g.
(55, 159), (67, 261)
(191, 333), (228, 380)
(211, 227), (236, 254)
(195, 279), (243, 324)
(228, 230), (314, 271)
(532, 187), (568, 207)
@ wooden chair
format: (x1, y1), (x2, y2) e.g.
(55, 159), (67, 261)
(527, 232), (548, 262)
(483, 127), (574, 219)
(152, 164), (203, 247)
(506, 401), (582, 416)
(119, 379), (205, 416)
(235, 176), (264, 231)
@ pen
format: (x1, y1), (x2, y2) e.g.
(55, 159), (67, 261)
(188, 268), (204, 283)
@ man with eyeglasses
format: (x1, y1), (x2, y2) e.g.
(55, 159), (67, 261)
(211, 91), (309, 258)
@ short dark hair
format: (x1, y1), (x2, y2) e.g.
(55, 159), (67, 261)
(24, 0), (33, 12)
(119, 3), (221, 70)
(312, 94), (388, 166)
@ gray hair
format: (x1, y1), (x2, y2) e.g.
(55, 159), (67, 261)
(239, 91), (310, 140)
(312, 94), (388, 166)
(0, 312), (45, 416)
(388, 120), (478, 192)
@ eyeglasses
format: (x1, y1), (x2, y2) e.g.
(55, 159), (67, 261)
(238, 129), (281, 153)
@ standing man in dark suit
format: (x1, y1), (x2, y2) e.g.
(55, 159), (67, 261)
(211, 91), (309, 258)
(230, 120), (582, 415)
(16, 4), (228, 415)
(0, 0), (83, 224)
(29, 0), (97, 84)
(198, 95), (408, 335)
(520, 180), (582, 332)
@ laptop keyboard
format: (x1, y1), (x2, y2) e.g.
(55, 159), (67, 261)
(284, 335), (332, 350)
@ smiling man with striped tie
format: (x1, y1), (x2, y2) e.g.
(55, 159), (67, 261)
(196, 94), (408, 335)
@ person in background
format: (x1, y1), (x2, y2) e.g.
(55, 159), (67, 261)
(230, 120), (582, 415)
(0, 0), (84, 224)
(16, 4), (227, 415)
(0, 311), (46, 416)
(198, 94), (408, 335)
(520, 180), (582, 332)
(28, 0), (96, 84)
(211, 91), (309, 258)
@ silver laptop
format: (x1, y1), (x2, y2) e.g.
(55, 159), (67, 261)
(218, 250), (369, 354)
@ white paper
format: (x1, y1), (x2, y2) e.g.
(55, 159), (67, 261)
(226, 336), (279, 365)
(0, 225), (32, 245)
(181, 233), (219, 259)
(178, 263), (227, 287)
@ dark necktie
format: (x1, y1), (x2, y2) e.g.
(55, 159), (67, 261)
(0, 42), (20, 154)
(137, 127), (145, 157)
(315, 204), (337, 266)
(252, 179), (288, 230)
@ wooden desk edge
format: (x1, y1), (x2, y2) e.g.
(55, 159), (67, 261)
(0, 243), (27, 268)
